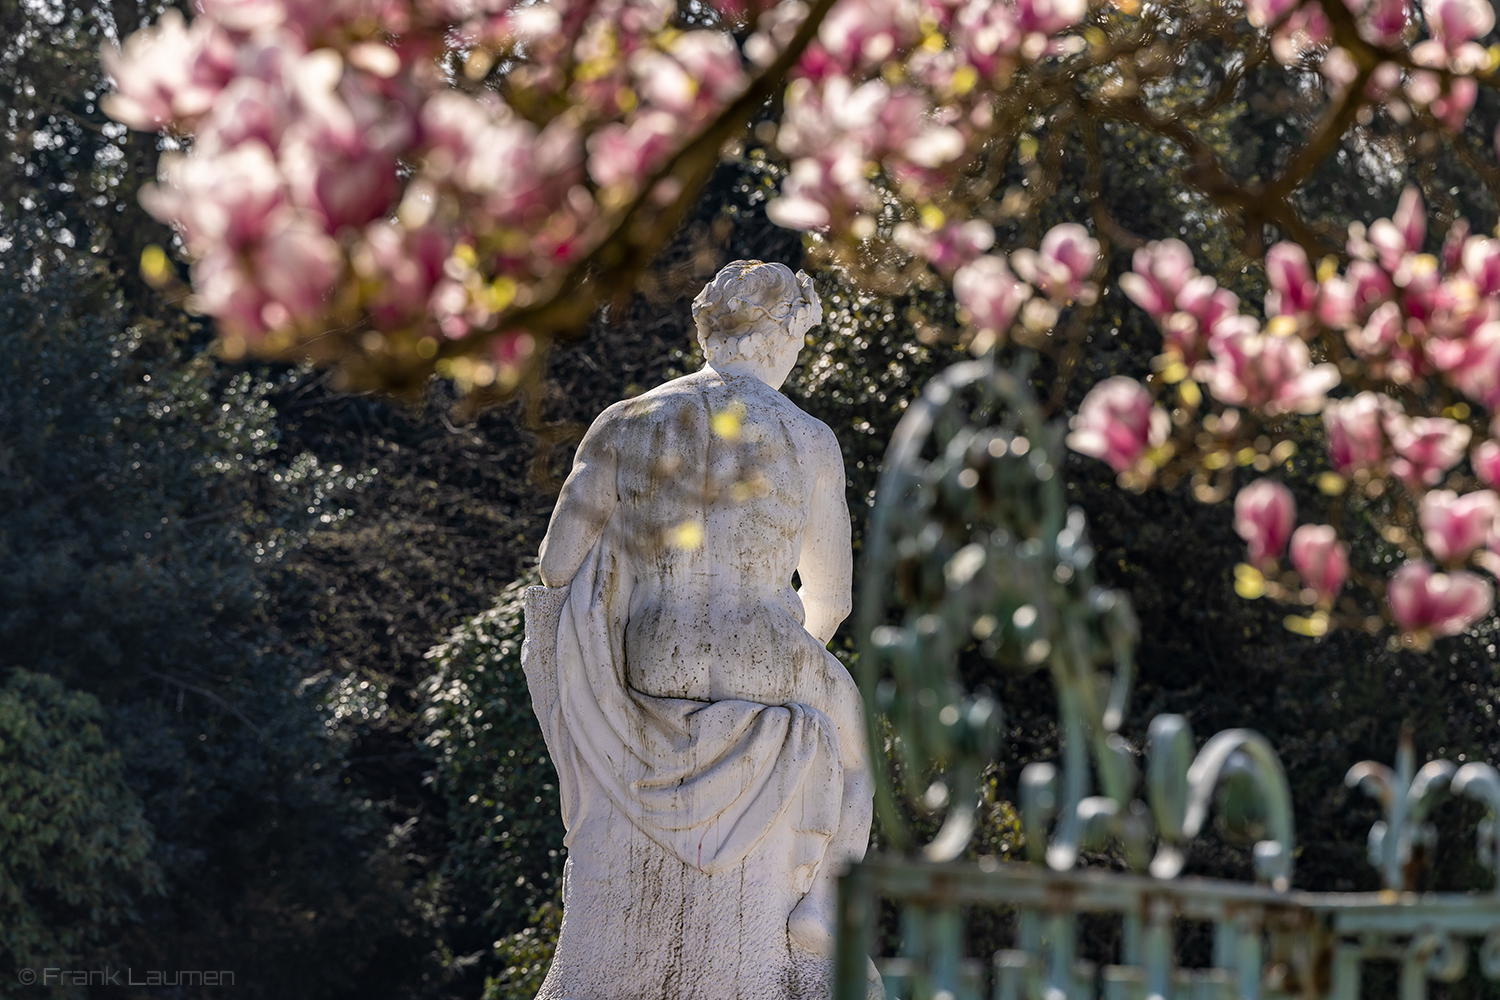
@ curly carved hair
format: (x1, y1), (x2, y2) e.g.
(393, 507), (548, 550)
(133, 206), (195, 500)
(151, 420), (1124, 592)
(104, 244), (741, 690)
(691, 260), (822, 368)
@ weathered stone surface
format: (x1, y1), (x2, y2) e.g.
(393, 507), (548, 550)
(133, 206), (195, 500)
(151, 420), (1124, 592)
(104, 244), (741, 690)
(523, 261), (874, 999)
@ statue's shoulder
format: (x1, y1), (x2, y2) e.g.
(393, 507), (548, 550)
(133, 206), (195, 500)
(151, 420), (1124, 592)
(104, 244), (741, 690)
(751, 385), (843, 471)
(742, 380), (831, 439)
(613, 372), (711, 419)
(795, 409), (844, 472)
(584, 372), (711, 438)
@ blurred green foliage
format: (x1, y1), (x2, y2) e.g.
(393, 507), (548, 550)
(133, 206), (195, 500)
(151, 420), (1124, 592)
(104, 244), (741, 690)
(0, 234), (423, 995)
(0, 669), (158, 986)
(482, 902), (561, 1000)
(420, 573), (562, 940)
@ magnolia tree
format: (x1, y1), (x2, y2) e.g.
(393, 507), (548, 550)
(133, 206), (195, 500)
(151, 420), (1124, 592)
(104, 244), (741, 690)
(1069, 192), (1500, 652)
(104, 0), (1500, 647)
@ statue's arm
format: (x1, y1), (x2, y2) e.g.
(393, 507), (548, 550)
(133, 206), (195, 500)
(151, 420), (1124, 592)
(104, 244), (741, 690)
(538, 415), (620, 589)
(796, 430), (853, 646)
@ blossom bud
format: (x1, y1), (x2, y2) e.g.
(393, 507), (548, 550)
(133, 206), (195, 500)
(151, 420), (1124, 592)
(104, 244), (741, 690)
(1010, 223), (1099, 304)
(1234, 479), (1296, 570)
(954, 254), (1031, 338)
(1066, 376), (1170, 473)
(1244, 0), (1299, 27)
(1369, 187), (1426, 271)
(1264, 242), (1318, 318)
(1387, 414), (1472, 487)
(1473, 439), (1500, 487)
(1290, 524), (1349, 604)
(1463, 237), (1500, 296)
(1119, 239), (1197, 321)
(1323, 392), (1396, 476)
(1358, 0), (1410, 45)
(1427, 0), (1495, 50)
(1199, 319), (1340, 414)
(1419, 489), (1500, 562)
(1387, 561), (1494, 638)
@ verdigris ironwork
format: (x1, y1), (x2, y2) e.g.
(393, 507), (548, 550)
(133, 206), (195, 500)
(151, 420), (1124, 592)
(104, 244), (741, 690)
(837, 356), (1500, 1000)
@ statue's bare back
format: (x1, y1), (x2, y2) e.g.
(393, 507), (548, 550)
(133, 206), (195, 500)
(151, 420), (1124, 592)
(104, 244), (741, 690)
(603, 368), (850, 711)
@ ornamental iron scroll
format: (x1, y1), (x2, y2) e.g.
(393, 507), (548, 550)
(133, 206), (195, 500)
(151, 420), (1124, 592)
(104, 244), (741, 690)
(835, 356), (1500, 1000)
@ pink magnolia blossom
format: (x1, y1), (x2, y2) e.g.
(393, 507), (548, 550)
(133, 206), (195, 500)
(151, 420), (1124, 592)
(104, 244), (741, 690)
(1395, 254), (1443, 327)
(1419, 489), (1500, 562)
(1120, 239), (1242, 363)
(1016, 0), (1088, 35)
(1386, 414), (1473, 486)
(274, 52), (412, 230)
(1473, 439), (1500, 487)
(1426, 0), (1495, 50)
(1433, 320), (1500, 408)
(191, 249), (272, 340)
(420, 92), (525, 190)
(1290, 524), (1349, 604)
(1175, 275), (1241, 331)
(663, 31), (748, 107)
(1344, 299), (1404, 358)
(1433, 75), (1479, 131)
(252, 213), (342, 323)
(631, 54), (702, 114)
(950, 0), (1024, 76)
(1462, 237), (1500, 296)
(1352, 0), (1411, 45)
(1235, 479), (1296, 570)
(1320, 46), (1360, 93)
(1162, 276), (1241, 364)
(1066, 376), (1170, 473)
(1158, 313), (1206, 365)
(769, 75), (928, 225)
(1009, 224), (1099, 304)
(100, 9), (236, 131)
(102, 0), (769, 357)
(1387, 561), (1494, 637)
(811, 0), (908, 75)
(1420, 269), (1490, 342)
(765, 158), (839, 229)
(953, 254), (1032, 337)
(895, 220), (995, 274)
(1318, 260), (1394, 327)
(201, 74), (294, 153)
(141, 142), (287, 254)
(1323, 392), (1398, 477)
(1197, 318), (1341, 414)
(196, 0), (290, 33)
(901, 124), (968, 170)
(587, 111), (679, 188)
(1270, 5), (1332, 63)
(1243, 0), (1299, 27)
(1316, 277), (1355, 330)
(1366, 187), (1427, 270)
(1442, 218), (1472, 272)
(1119, 238), (1197, 321)
(776, 74), (900, 162)
(353, 221), (451, 330)
(1264, 242), (1318, 318)
(1408, 70), (1479, 130)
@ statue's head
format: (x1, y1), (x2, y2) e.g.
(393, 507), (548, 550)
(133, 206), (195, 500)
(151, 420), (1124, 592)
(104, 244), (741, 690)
(692, 260), (821, 389)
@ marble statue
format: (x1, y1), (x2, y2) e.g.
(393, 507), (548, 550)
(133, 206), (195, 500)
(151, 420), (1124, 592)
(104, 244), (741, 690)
(521, 260), (875, 999)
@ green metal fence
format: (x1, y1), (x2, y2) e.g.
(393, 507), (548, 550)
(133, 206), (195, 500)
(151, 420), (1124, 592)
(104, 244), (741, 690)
(837, 356), (1500, 1000)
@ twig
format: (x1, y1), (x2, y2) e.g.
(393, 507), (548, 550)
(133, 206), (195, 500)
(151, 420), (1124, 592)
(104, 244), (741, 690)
(143, 669), (266, 737)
